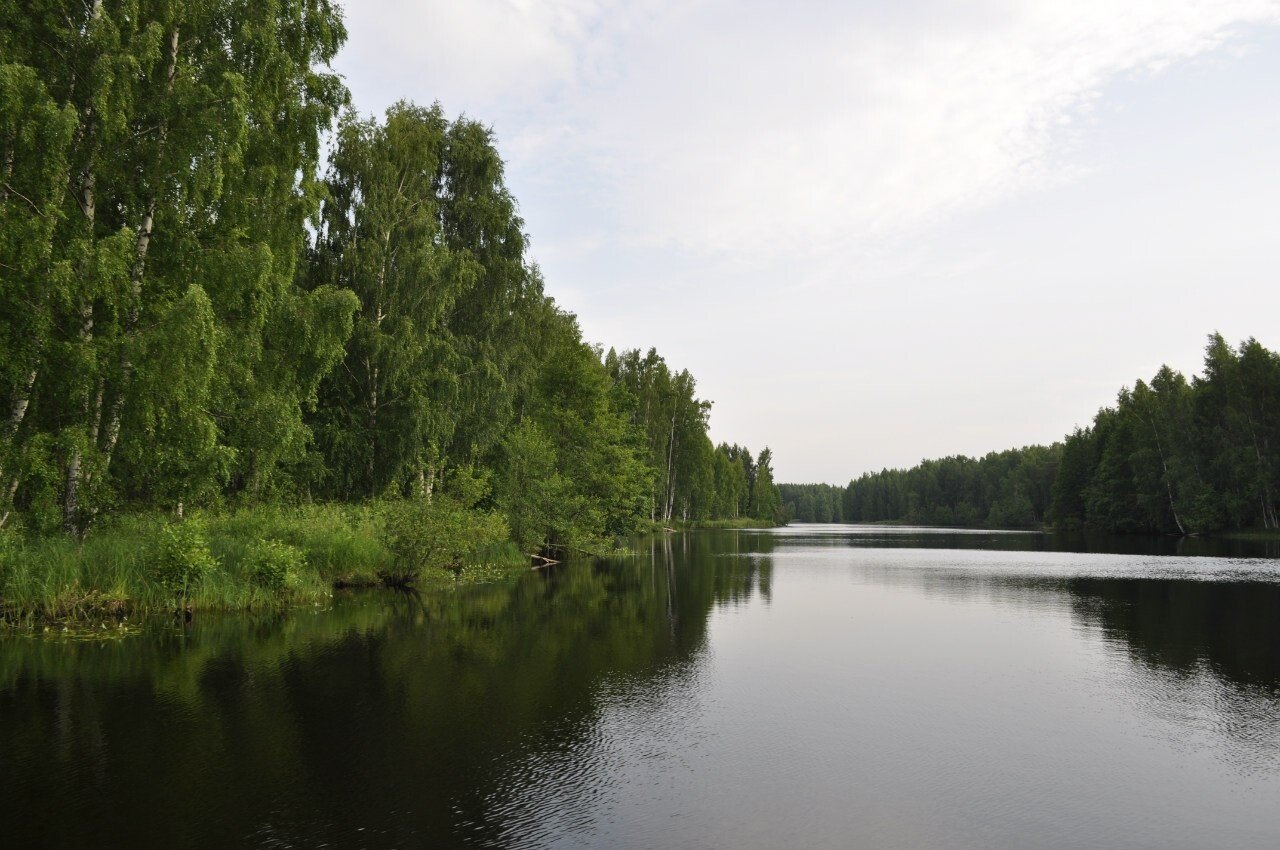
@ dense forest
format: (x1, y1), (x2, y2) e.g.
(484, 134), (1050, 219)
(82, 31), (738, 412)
(784, 334), (1279, 535)
(816, 444), (1062, 529)
(778, 483), (846, 524)
(0, 2), (782, 553)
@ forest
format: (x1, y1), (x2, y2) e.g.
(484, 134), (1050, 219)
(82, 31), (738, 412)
(0, 2), (781, 619)
(783, 334), (1279, 535)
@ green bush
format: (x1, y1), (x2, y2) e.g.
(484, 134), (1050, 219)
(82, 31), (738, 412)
(244, 539), (305, 593)
(0, 528), (14, 601)
(381, 496), (510, 585)
(209, 504), (388, 584)
(0, 526), (14, 564)
(149, 521), (217, 598)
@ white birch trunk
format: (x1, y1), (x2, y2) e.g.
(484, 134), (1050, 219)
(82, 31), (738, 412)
(98, 25), (179, 471)
(664, 413), (676, 521)
(1146, 414), (1186, 535)
(0, 366), (38, 490)
(62, 0), (109, 536)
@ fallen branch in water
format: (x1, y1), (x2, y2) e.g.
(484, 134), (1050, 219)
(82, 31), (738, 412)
(544, 542), (609, 558)
(529, 553), (560, 569)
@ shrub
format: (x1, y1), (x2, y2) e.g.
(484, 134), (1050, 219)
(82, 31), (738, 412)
(381, 496), (510, 585)
(245, 539), (305, 593)
(149, 521), (217, 598)
(0, 526), (14, 568)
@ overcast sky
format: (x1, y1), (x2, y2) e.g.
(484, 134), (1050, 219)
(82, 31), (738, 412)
(334, 0), (1280, 483)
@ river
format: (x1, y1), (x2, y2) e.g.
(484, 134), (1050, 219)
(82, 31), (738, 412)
(3, 524), (1279, 848)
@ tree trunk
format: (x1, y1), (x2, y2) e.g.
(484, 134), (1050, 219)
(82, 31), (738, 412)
(664, 413), (676, 521)
(366, 286), (386, 495)
(1229, 364), (1278, 528)
(0, 366), (38, 514)
(1147, 414), (1186, 535)
(417, 461), (436, 501)
(0, 133), (13, 200)
(0, 474), (19, 528)
(1246, 428), (1276, 529)
(0, 112), (40, 485)
(367, 357), (378, 494)
(97, 25), (179, 476)
(61, 0), (108, 538)
(63, 176), (99, 537)
(0, 366), (37, 463)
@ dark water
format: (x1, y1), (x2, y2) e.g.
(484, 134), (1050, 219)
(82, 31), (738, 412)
(4, 525), (1280, 849)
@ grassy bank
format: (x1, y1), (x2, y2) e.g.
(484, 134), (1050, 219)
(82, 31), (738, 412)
(0, 501), (528, 627)
(1216, 529), (1280, 541)
(664, 518), (780, 530)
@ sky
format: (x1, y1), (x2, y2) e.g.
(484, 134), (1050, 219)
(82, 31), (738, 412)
(333, 0), (1280, 483)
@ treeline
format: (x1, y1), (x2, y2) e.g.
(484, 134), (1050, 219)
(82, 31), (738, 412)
(784, 334), (1279, 535)
(786, 446), (1059, 528)
(0, 2), (781, 549)
(604, 350), (781, 524)
(778, 483), (845, 524)
(1050, 335), (1279, 534)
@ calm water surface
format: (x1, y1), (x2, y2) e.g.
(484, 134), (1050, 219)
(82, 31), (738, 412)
(4, 524), (1280, 848)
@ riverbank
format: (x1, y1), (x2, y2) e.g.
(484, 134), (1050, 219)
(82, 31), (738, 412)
(0, 502), (529, 627)
(663, 518), (780, 530)
(1217, 529), (1280, 541)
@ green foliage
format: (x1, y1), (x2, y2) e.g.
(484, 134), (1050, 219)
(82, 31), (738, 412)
(1050, 335), (1280, 534)
(2, 0), (351, 534)
(382, 497), (510, 585)
(828, 444), (1060, 529)
(149, 522), (216, 598)
(309, 102), (475, 497)
(604, 349), (778, 525)
(494, 421), (565, 551)
(244, 540), (305, 594)
(780, 483), (844, 523)
(796, 333), (1280, 536)
(207, 504), (387, 585)
(751, 447), (782, 522)
(0, 8), (773, 560)
(1, 502), (523, 624)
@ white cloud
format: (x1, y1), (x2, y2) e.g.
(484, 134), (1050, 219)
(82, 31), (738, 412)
(340, 1), (1280, 259)
(606, 1), (1280, 255)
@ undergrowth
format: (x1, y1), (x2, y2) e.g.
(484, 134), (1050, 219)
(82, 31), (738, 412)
(0, 501), (530, 627)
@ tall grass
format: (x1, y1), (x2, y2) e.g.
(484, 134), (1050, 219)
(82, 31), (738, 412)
(208, 503), (391, 586)
(667, 518), (778, 530)
(0, 501), (530, 626)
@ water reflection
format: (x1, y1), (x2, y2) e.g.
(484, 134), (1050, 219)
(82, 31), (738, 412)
(773, 521), (1280, 557)
(2, 527), (1279, 849)
(0, 539), (771, 848)
(1067, 578), (1280, 693)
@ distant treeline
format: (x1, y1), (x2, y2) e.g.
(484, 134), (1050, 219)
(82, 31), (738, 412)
(783, 446), (1058, 528)
(783, 334), (1279, 535)
(0, 4), (782, 548)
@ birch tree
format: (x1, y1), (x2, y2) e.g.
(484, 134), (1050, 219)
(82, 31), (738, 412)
(0, 64), (76, 526)
(2, 0), (351, 534)
(312, 102), (476, 497)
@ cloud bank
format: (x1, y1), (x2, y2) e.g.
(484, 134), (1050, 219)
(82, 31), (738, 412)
(340, 0), (1280, 256)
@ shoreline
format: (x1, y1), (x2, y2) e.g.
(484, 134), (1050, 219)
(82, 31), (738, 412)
(0, 503), (531, 629)
(2, 509), (792, 629)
